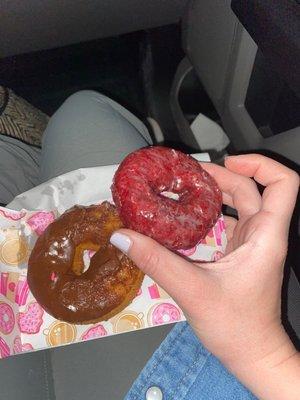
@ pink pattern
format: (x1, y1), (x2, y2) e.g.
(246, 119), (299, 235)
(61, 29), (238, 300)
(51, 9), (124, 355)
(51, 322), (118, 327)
(18, 302), (44, 334)
(148, 283), (160, 299)
(22, 343), (33, 352)
(13, 336), (33, 354)
(178, 246), (197, 257)
(0, 302), (15, 334)
(0, 274), (29, 306)
(200, 227), (214, 245)
(0, 209), (26, 221)
(151, 303), (181, 325)
(15, 277), (29, 306)
(0, 337), (10, 358)
(13, 336), (22, 354)
(211, 251), (224, 261)
(200, 218), (225, 246)
(214, 219), (225, 246)
(81, 324), (107, 341)
(27, 212), (55, 235)
(0, 273), (8, 296)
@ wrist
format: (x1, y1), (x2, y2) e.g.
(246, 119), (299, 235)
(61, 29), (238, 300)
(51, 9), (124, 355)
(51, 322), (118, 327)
(222, 328), (300, 400)
(222, 324), (294, 369)
(233, 350), (300, 400)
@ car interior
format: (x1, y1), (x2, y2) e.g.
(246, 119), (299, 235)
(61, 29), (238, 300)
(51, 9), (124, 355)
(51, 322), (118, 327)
(0, 1), (299, 399)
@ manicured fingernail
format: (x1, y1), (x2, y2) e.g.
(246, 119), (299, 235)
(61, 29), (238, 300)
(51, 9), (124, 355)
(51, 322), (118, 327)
(110, 232), (132, 254)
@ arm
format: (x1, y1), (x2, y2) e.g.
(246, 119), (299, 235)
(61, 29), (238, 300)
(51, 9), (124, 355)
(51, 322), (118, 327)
(229, 346), (300, 400)
(110, 154), (300, 400)
(217, 155), (300, 400)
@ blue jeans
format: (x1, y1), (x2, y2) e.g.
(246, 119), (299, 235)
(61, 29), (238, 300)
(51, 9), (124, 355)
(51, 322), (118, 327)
(125, 323), (256, 400)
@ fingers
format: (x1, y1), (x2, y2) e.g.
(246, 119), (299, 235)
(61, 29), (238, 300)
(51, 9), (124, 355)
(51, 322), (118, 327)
(225, 155), (299, 225)
(202, 162), (262, 217)
(110, 229), (202, 309)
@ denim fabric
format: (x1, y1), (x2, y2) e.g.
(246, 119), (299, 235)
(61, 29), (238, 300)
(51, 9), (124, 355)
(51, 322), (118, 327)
(125, 322), (257, 400)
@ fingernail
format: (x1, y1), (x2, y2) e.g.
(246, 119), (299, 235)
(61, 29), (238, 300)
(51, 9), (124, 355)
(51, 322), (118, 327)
(110, 232), (132, 254)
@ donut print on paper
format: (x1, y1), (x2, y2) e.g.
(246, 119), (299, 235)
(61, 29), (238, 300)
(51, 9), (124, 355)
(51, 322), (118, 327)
(0, 209), (26, 221)
(13, 336), (34, 355)
(44, 321), (77, 346)
(211, 250), (225, 261)
(200, 218), (226, 247)
(147, 283), (169, 300)
(0, 273), (29, 306)
(18, 302), (44, 334)
(22, 343), (34, 352)
(13, 336), (22, 354)
(26, 211), (55, 236)
(0, 302), (15, 335)
(112, 310), (144, 333)
(81, 324), (107, 341)
(178, 246), (197, 257)
(0, 337), (10, 358)
(147, 302), (182, 326)
(0, 228), (29, 266)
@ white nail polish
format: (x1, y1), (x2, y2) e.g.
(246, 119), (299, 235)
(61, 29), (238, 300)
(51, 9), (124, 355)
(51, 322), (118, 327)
(110, 232), (132, 254)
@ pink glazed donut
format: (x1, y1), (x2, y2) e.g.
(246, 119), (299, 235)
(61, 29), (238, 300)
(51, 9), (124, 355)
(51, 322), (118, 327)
(149, 303), (181, 326)
(112, 147), (222, 250)
(81, 324), (107, 340)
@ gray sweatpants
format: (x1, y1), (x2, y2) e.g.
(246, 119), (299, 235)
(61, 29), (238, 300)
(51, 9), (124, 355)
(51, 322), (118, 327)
(0, 91), (159, 400)
(1, 90), (152, 205)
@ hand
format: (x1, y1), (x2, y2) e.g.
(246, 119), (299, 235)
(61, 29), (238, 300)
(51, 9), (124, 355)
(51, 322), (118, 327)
(110, 154), (300, 399)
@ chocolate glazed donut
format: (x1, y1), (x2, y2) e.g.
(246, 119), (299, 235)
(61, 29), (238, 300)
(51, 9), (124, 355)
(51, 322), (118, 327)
(28, 202), (144, 324)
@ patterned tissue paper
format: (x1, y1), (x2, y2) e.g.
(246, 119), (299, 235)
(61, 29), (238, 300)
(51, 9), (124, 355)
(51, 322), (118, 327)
(0, 163), (227, 359)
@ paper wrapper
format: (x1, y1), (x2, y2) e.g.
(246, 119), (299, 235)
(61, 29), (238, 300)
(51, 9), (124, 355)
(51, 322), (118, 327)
(0, 161), (226, 359)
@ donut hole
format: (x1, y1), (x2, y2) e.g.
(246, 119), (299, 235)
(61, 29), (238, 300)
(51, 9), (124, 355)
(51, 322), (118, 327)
(160, 191), (180, 201)
(82, 249), (96, 272)
(72, 242), (100, 275)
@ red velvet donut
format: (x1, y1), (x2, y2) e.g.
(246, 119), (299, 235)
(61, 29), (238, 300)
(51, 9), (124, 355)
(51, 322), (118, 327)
(111, 147), (222, 250)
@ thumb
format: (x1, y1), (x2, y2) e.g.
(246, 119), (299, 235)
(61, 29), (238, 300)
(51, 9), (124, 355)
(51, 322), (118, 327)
(110, 229), (202, 308)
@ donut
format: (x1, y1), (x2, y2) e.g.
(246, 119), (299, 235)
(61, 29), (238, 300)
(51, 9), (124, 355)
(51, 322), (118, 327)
(81, 324), (107, 340)
(28, 202), (144, 324)
(17, 302), (44, 334)
(148, 303), (182, 326)
(0, 302), (15, 335)
(111, 146), (222, 250)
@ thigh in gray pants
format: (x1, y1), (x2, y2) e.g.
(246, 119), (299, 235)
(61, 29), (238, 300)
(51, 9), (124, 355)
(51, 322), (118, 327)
(0, 91), (169, 400)
(0, 90), (152, 205)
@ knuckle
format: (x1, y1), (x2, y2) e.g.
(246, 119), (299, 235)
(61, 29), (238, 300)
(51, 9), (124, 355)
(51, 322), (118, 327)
(289, 170), (300, 187)
(281, 168), (299, 186)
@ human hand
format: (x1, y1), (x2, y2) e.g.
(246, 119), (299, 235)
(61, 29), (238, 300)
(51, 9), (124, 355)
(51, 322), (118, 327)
(110, 154), (300, 399)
